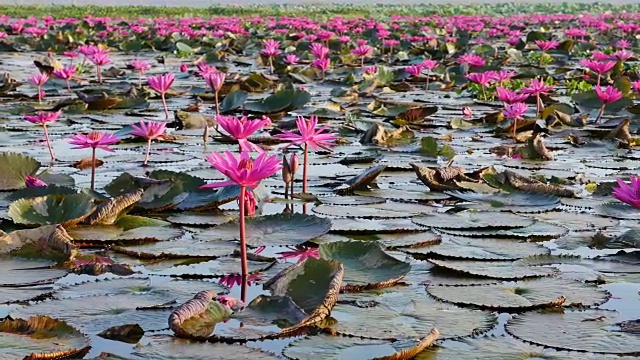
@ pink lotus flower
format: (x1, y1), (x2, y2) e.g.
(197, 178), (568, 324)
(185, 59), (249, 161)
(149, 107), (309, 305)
(89, 52), (110, 84)
(131, 120), (167, 165)
(421, 59), (438, 70)
(612, 49), (633, 62)
(284, 54), (299, 65)
(352, 44), (373, 68)
(205, 71), (226, 126)
(592, 51), (612, 61)
(217, 115), (271, 153)
(130, 59), (151, 87)
(244, 190), (257, 216)
(25, 175), (47, 188)
(495, 87), (529, 104)
(383, 39), (400, 57)
(521, 78), (554, 116)
(616, 40), (631, 49)
(218, 273), (263, 289)
(534, 40), (560, 52)
(491, 70), (516, 84)
(457, 53), (485, 70)
(276, 115), (337, 193)
(312, 58), (330, 80)
(612, 176), (640, 208)
(261, 39), (281, 72)
(69, 131), (120, 190)
(580, 59), (616, 86)
(202, 151), (281, 301)
(52, 66), (76, 91)
(309, 43), (330, 59)
(632, 80), (640, 93)
(29, 73), (48, 103)
(277, 246), (319, 263)
(147, 73), (174, 119)
(406, 65), (422, 78)
(179, 64), (188, 72)
(503, 102), (528, 138)
(595, 86), (623, 123)
(462, 107), (473, 118)
(216, 295), (245, 311)
(466, 72), (494, 100)
(24, 110), (60, 161)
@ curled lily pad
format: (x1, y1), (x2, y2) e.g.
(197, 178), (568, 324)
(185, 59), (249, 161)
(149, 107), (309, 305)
(427, 278), (609, 311)
(0, 315), (90, 360)
(169, 290), (231, 339)
(202, 213), (332, 247)
(8, 194), (95, 227)
(82, 189), (144, 225)
(405, 236), (549, 260)
(506, 309), (640, 355)
(0, 152), (40, 191)
(335, 165), (387, 194)
(284, 329), (439, 360)
(412, 211), (534, 229)
(319, 241), (411, 290)
(427, 259), (557, 280)
(0, 224), (75, 262)
(446, 191), (560, 213)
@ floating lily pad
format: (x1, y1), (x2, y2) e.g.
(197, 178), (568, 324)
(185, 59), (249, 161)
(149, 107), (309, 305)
(0, 315), (90, 360)
(405, 236), (549, 260)
(201, 213), (332, 247)
(8, 194), (95, 227)
(446, 191), (560, 213)
(112, 238), (238, 259)
(141, 257), (273, 278)
(6, 185), (78, 202)
(0, 257), (67, 286)
(415, 335), (618, 360)
(167, 212), (236, 226)
(130, 335), (280, 359)
(313, 203), (433, 219)
(438, 221), (568, 239)
(427, 278), (609, 310)
(330, 219), (422, 234)
(530, 212), (619, 231)
(594, 202), (640, 220)
(376, 231), (442, 249)
(317, 196), (387, 206)
(68, 225), (184, 244)
(284, 331), (439, 360)
(427, 259), (557, 280)
(413, 211), (534, 230)
(0, 152), (40, 191)
(354, 188), (447, 201)
(506, 309), (640, 355)
(331, 291), (496, 340)
(319, 241), (411, 289)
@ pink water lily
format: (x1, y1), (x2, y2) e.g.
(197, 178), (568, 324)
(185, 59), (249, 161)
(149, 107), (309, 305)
(28, 73), (48, 103)
(24, 110), (61, 161)
(52, 66), (76, 91)
(466, 72), (494, 100)
(277, 246), (319, 263)
(276, 115), (337, 194)
(503, 102), (528, 139)
(352, 44), (373, 68)
(495, 87), (529, 104)
(521, 78), (554, 116)
(25, 175), (47, 188)
(612, 176), (640, 208)
(147, 73), (174, 119)
(261, 39), (281, 72)
(216, 295), (245, 311)
(595, 86), (623, 123)
(218, 273), (263, 289)
(201, 151), (281, 301)
(89, 51), (110, 84)
(130, 120), (166, 165)
(69, 131), (120, 190)
(130, 59), (151, 87)
(216, 115), (271, 153)
(580, 59), (616, 86)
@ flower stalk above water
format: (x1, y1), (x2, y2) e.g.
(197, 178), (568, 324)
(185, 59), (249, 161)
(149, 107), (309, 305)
(68, 131), (120, 190)
(130, 120), (167, 166)
(24, 110), (61, 161)
(147, 73), (174, 120)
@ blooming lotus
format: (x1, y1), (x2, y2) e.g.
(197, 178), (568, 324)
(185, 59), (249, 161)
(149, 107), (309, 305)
(201, 151), (281, 301)
(261, 39), (281, 72)
(466, 72), (494, 100)
(503, 102), (528, 139)
(580, 59), (616, 86)
(521, 78), (554, 116)
(130, 59), (151, 87)
(25, 175), (47, 188)
(69, 131), (120, 190)
(309, 43), (330, 59)
(277, 246), (319, 263)
(217, 115), (271, 153)
(352, 44), (373, 68)
(284, 54), (299, 65)
(595, 86), (623, 123)
(28, 73), (48, 103)
(312, 58), (330, 80)
(89, 52), (110, 84)
(147, 73), (174, 119)
(130, 120), (166, 165)
(276, 115), (337, 193)
(612, 176), (640, 208)
(24, 110), (61, 161)
(495, 87), (529, 104)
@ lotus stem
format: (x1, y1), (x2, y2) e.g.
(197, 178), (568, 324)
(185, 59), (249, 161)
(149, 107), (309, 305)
(595, 104), (605, 123)
(425, 71), (430, 90)
(90, 147), (96, 191)
(37, 85), (42, 103)
(239, 185), (248, 302)
(161, 93), (169, 120)
(481, 85), (487, 101)
(65, 79), (70, 92)
(389, 46), (394, 60)
(596, 73), (601, 87)
(284, 182), (289, 199)
(513, 118), (518, 139)
(268, 57), (274, 74)
(360, 56), (364, 69)
(214, 90), (220, 116)
(303, 143), (309, 194)
(539, 52), (544, 67)
(143, 139), (151, 166)
(536, 94), (542, 117)
(138, 71), (143, 87)
(97, 65), (102, 84)
(42, 123), (55, 161)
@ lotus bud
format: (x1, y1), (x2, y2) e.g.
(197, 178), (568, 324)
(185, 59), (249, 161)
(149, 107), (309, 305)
(289, 153), (299, 177)
(180, 63), (188, 72)
(244, 190), (257, 216)
(25, 175), (47, 187)
(462, 106), (473, 118)
(282, 154), (292, 184)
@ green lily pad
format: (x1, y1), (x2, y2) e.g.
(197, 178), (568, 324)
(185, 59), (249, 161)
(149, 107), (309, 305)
(405, 236), (549, 260)
(594, 202), (640, 220)
(530, 212), (619, 231)
(427, 259), (557, 280)
(67, 225), (184, 244)
(412, 211), (535, 229)
(319, 241), (411, 289)
(330, 218), (422, 234)
(0, 152), (40, 191)
(446, 191), (560, 213)
(8, 194), (95, 227)
(438, 221), (568, 239)
(317, 196), (387, 206)
(0, 316), (90, 360)
(57, 277), (228, 299)
(506, 309), (640, 355)
(141, 257), (272, 278)
(131, 335), (281, 359)
(0, 224), (75, 262)
(112, 238), (238, 259)
(6, 185), (78, 202)
(220, 90), (248, 113)
(201, 213), (332, 247)
(0, 257), (67, 286)
(313, 202), (433, 219)
(244, 88), (310, 114)
(427, 278), (609, 310)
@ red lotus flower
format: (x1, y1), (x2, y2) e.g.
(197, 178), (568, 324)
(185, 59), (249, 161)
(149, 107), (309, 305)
(130, 59), (151, 87)
(200, 151), (281, 190)
(495, 87), (529, 104)
(521, 78), (554, 116)
(29, 73), (48, 103)
(69, 131), (120, 190)
(594, 85), (623, 123)
(25, 175), (47, 188)
(503, 102), (528, 138)
(217, 115), (271, 153)
(612, 176), (640, 208)
(277, 246), (319, 263)
(131, 120), (167, 166)
(52, 66), (76, 91)
(534, 40), (559, 52)
(218, 273), (263, 288)
(147, 73), (174, 119)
